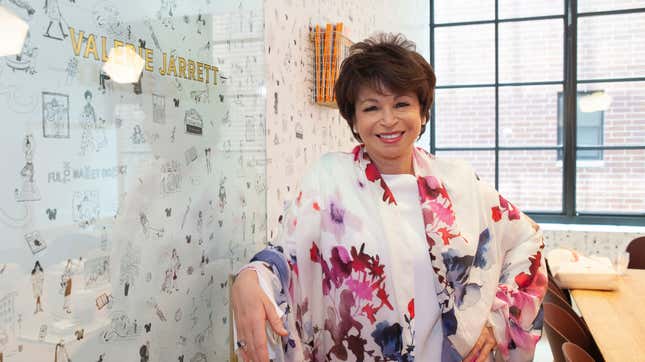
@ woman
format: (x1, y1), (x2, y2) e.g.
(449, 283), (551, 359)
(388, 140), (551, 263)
(232, 33), (546, 362)
(31, 261), (44, 313)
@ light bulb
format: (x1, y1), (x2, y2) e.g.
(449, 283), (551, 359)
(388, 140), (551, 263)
(0, 6), (29, 57)
(102, 46), (145, 84)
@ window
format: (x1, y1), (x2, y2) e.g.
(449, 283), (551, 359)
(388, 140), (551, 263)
(557, 91), (604, 161)
(429, 0), (645, 225)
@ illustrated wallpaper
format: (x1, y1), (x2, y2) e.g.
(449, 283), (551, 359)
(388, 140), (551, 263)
(0, 0), (265, 360)
(0, 0), (434, 360)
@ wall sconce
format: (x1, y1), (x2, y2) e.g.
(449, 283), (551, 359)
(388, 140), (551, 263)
(0, 6), (29, 57)
(102, 46), (145, 84)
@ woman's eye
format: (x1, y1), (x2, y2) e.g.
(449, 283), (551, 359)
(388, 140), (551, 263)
(363, 106), (377, 112)
(395, 102), (410, 108)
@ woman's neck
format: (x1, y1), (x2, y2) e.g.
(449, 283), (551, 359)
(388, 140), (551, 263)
(370, 151), (414, 175)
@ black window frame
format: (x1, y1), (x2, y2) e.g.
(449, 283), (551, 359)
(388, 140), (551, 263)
(556, 91), (604, 161)
(429, 0), (645, 226)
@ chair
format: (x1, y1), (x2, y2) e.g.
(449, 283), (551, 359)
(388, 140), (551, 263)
(545, 285), (572, 311)
(562, 342), (596, 362)
(626, 236), (645, 269)
(543, 302), (603, 362)
(547, 258), (572, 305)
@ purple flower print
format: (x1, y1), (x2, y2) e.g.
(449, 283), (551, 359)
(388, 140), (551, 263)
(321, 190), (362, 241)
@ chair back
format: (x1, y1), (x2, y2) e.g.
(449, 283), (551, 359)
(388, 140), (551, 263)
(626, 236), (645, 269)
(562, 342), (595, 362)
(544, 302), (603, 362)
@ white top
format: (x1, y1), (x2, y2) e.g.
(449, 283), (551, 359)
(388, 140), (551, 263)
(381, 173), (443, 361)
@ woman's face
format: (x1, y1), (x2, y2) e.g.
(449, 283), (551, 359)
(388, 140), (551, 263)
(353, 85), (424, 174)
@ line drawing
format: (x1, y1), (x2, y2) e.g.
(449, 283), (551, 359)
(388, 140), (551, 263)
(5, 34), (38, 74)
(60, 259), (74, 314)
(24, 231), (47, 254)
(31, 261), (44, 314)
(119, 242), (141, 297)
(15, 134), (41, 202)
(184, 146), (198, 166)
(161, 160), (181, 195)
(43, 0), (68, 40)
(101, 311), (142, 342)
(184, 109), (203, 135)
(84, 256), (110, 288)
(139, 211), (164, 239)
(0, 85), (38, 113)
(6, 0), (36, 16)
(72, 191), (100, 228)
(152, 94), (166, 124)
(79, 90), (108, 155)
(130, 124), (146, 145)
(93, 1), (127, 38)
(42, 92), (69, 138)
(65, 57), (78, 84)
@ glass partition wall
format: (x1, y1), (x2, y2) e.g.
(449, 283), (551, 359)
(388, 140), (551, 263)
(0, 1), (265, 360)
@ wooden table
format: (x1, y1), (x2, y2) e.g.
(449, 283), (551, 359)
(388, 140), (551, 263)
(570, 269), (645, 362)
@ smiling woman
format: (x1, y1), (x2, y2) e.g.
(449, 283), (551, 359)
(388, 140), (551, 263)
(231, 32), (547, 362)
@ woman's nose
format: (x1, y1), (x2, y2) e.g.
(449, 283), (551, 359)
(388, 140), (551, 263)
(380, 107), (398, 126)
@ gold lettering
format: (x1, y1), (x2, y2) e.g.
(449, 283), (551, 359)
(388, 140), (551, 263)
(125, 43), (136, 55)
(159, 52), (167, 75)
(168, 55), (177, 77)
(196, 62), (204, 82)
(101, 36), (109, 62)
(113, 39), (123, 50)
(187, 60), (195, 80)
(145, 48), (154, 72)
(204, 64), (211, 84)
(69, 27), (84, 56)
(178, 57), (187, 79)
(84, 34), (99, 60)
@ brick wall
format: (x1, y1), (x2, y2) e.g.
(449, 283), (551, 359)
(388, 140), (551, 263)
(431, 11), (645, 213)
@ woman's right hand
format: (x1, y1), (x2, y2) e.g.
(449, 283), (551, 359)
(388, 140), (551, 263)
(231, 268), (289, 362)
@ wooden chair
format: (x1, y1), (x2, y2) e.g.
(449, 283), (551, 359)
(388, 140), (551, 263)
(545, 285), (572, 312)
(626, 236), (645, 269)
(543, 302), (603, 362)
(562, 342), (596, 362)
(547, 258), (572, 304)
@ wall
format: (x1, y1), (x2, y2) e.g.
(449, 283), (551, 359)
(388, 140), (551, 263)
(544, 227), (644, 261)
(263, 0), (429, 241)
(0, 0), (265, 361)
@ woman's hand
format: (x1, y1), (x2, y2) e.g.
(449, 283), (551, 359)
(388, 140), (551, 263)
(463, 324), (497, 362)
(231, 268), (289, 362)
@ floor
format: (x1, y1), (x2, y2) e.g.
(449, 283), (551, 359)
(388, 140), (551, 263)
(534, 336), (554, 361)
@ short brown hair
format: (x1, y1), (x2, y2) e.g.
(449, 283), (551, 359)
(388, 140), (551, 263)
(335, 33), (436, 142)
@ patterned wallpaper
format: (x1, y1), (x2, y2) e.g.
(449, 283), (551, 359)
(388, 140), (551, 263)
(263, 0), (429, 243)
(0, 0), (265, 361)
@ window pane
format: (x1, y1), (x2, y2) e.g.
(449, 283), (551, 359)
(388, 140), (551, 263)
(578, 82), (645, 146)
(434, 25), (495, 85)
(435, 88), (495, 147)
(579, 0), (645, 13)
(578, 13), (645, 80)
(500, 85), (562, 146)
(499, 151), (563, 212)
(435, 150), (495, 185)
(577, 149), (645, 213)
(499, 20), (564, 83)
(434, 0), (494, 23)
(498, 0), (564, 19)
